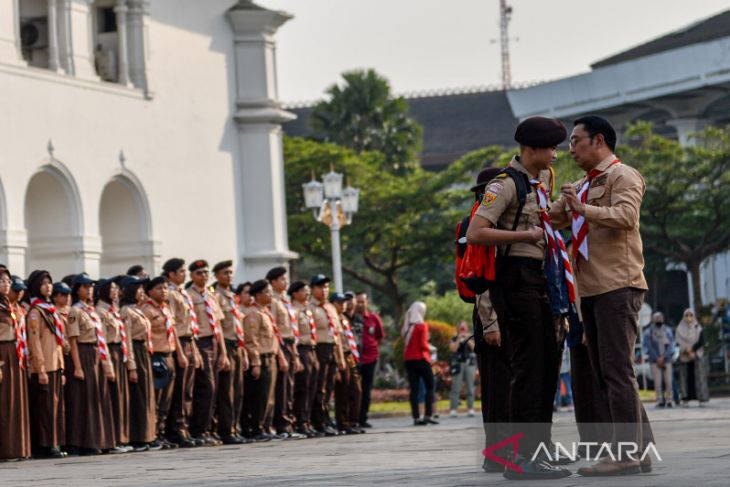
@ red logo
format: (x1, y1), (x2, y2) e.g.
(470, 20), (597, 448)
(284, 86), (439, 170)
(482, 432), (524, 473)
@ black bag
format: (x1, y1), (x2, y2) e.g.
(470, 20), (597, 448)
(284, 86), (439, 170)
(151, 355), (171, 390)
(449, 360), (462, 376)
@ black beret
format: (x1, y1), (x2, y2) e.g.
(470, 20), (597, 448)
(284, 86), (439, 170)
(310, 274), (330, 287)
(188, 259), (209, 272)
(10, 275), (27, 291)
(235, 282), (252, 295)
(127, 264), (145, 276)
(52, 281), (72, 295)
(212, 260), (233, 274)
(249, 279), (270, 296)
(329, 292), (346, 303)
(287, 280), (307, 296)
(470, 167), (504, 192)
(514, 116), (567, 148)
(162, 258), (185, 274)
(145, 276), (168, 293)
(265, 266), (287, 281)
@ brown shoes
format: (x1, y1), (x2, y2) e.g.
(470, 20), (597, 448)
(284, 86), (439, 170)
(578, 457), (641, 476)
(640, 456), (652, 473)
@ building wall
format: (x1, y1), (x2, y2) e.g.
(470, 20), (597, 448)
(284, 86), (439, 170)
(0, 0), (243, 279)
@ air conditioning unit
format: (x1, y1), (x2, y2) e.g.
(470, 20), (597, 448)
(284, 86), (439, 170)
(20, 17), (49, 50)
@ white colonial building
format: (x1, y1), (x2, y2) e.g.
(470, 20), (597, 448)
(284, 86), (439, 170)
(0, 0), (297, 282)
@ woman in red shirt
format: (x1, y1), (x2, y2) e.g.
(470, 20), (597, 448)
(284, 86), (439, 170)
(402, 301), (438, 425)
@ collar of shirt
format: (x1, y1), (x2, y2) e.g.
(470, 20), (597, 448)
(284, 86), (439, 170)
(593, 153), (619, 172)
(96, 300), (112, 312)
(215, 284), (233, 298)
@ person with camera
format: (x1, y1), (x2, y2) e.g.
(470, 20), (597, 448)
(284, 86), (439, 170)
(448, 322), (476, 418)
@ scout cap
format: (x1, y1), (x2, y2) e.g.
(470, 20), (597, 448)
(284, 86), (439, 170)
(265, 266), (287, 281)
(310, 274), (330, 287)
(145, 276), (168, 293)
(329, 292), (346, 303)
(188, 259), (209, 272)
(212, 260), (233, 274)
(514, 116), (567, 148)
(73, 273), (95, 286)
(52, 281), (72, 295)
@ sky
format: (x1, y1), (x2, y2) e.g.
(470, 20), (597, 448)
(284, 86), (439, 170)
(261, 0), (730, 103)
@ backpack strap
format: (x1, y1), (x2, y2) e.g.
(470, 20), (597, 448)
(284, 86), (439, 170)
(500, 166), (531, 258)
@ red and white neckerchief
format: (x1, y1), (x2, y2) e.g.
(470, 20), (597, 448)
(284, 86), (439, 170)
(341, 316), (360, 362)
(318, 302), (339, 340)
(224, 290), (245, 348)
(530, 180), (577, 303)
(571, 159), (621, 266)
(147, 300), (175, 349)
(302, 306), (317, 344)
(256, 303), (282, 345)
(282, 297), (300, 345)
(108, 304), (129, 363)
(178, 287), (200, 339)
(75, 302), (109, 362)
(30, 298), (65, 348)
(200, 288), (219, 334)
(8, 303), (28, 369)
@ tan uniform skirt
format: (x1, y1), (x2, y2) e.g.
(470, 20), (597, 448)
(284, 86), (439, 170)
(65, 343), (114, 449)
(129, 340), (156, 443)
(108, 343), (131, 444)
(0, 341), (32, 458)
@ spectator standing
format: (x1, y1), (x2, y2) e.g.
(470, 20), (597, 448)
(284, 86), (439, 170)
(676, 308), (710, 407)
(644, 312), (675, 408)
(353, 292), (383, 428)
(448, 322), (476, 417)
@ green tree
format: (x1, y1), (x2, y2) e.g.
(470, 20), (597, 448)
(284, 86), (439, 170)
(284, 136), (501, 322)
(309, 69), (423, 173)
(423, 290), (473, 328)
(621, 123), (730, 312)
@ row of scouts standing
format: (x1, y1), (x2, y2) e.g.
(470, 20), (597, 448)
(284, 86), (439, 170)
(466, 115), (656, 480)
(0, 258), (384, 461)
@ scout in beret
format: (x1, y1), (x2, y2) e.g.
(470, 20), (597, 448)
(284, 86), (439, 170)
(249, 279), (270, 296)
(144, 276), (168, 293)
(465, 116), (571, 480)
(287, 280), (307, 296)
(188, 260), (209, 273)
(212, 260), (233, 275)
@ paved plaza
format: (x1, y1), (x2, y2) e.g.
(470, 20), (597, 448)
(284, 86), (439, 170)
(2, 398), (729, 486)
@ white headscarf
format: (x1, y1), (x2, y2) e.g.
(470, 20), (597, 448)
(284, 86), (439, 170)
(402, 301), (427, 346)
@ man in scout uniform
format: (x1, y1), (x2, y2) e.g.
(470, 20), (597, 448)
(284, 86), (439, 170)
(141, 276), (182, 449)
(466, 116), (571, 480)
(212, 260), (249, 444)
(309, 274), (346, 436)
(162, 258), (202, 448)
(330, 292), (363, 435)
(242, 280), (287, 441)
(549, 115), (654, 476)
(187, 260), (230, 446)
(266, 266), (304, 439)
(288, 280), (321, 438)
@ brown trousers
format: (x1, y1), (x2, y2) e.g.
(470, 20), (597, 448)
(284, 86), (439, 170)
(0, 342), (31, 459)
(335, 353), (362, 430)
(243, 353), (276, 436)
(294, 345), (318, 429)
(581, 287), (655, 455)
(153, 353), (176, 439)
(312, 343), (337, 430)
(166, 338), (196, 441)
(274, 339), (297, 433)
(190, 336), (218, 438)
(129, 341), (156, 444)
(216, 340), (245, 437)
(569, 343), (612, 451)
(108, 343), (131, 445)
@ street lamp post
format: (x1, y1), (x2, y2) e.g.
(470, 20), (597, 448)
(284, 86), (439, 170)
(302, 169), (360, 292)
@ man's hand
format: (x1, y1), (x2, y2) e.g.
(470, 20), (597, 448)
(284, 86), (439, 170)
(73, 368), (85, 381)
(251, 365), (261, 380)
(657, 356), (665, 368)
(524, 226), (543, 243)
(294, 358), (303, 373)
(278, 356), (289, 373)
(484, 330), (501, 347)
(561, 184), (585, 215)
(177, 352), (189, 370)
(241, 354), (250, 372)
(337, 360), (346, 371)
(129, 370), (138, 383)
(218, 355), (231, 372)
(106, 370), (116, 382)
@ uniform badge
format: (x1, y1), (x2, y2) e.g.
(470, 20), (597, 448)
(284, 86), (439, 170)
(591, 174), (608, 187)
(481, 180), (504, 206)
(482, 192), (497, 206)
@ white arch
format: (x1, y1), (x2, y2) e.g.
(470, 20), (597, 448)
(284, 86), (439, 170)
(105, 167), (153, 241)
(24, 157), (85, 235)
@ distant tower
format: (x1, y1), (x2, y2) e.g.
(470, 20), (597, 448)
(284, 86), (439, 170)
(499, 0), (513, 90)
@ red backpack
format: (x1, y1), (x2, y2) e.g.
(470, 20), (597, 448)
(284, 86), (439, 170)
(454, 167), (531, 303)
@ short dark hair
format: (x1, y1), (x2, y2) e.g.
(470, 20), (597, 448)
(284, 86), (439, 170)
(573, 116), (617, 151)
(127, 264), (144, 276)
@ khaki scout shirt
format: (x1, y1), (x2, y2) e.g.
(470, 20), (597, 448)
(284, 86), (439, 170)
(550, 154), (648, 297)
(188, 285), (224, 339)
(243, 304), (280, 367)
(270, 291), (298, 341)
(168, 283), (196, 338)
(293, 300), (316, 346)
(0, 305), (15, 342)
(121, 304), (150, 368)
(338, 313), (351, 351)
(26, 306), (64, 374)
(68, 303), (113, 374)
(97, 301), (136, 371)
(310, 299), (345, 365)
(476, 291), (499, 335)
(215, 285), (244, 343)
(474, 156), (550, 261)
(141, 301), (176, 354)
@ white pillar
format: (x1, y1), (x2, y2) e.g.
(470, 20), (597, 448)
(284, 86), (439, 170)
(667, 118), (709, 147)
(126, 0), (148, 92)
(47, 0), (63, 72)
(329, 213), (343, 293)
(114, 0), (131, 86)
(57, 0), (73, 73)
(227, 1), (298, 281)
(0, 0), (25, 65)
(68, 0), (99, 80)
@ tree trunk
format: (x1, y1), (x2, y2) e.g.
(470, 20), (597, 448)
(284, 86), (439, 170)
(687, 259), (703, 313)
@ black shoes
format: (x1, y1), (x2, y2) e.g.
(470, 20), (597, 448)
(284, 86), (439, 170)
(221, 435), (244, 445)
(147, 440), (163, 451)
(482, 457), (505, 473)
(254, 433), (273, 442)
(502, 454), (572, 480)
(359, 421), (373, 428)
(413, 418), (427, 426)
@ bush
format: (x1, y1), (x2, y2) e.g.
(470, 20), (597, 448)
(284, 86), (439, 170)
(423, 290), (473, 327)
